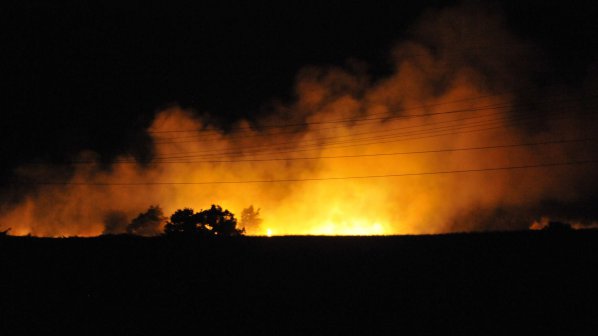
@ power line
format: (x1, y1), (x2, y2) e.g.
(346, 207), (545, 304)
(30, 160), (598, 185)
(154, 92), (597, 136)
(149, 112), (584, 160)
(110, 138), (594, 164)
(166, 103), (510, 136)
(20, 93), (598, 166)
(60, 112), (585, 165)
(153, 114), (517, 157)
(150, 100), (597, 159)
(149, 93), (509, 134)
(153, 109), (517, 158)
(153, 105), (510, 145)
(37, 113), (594, 166)
(157, 114), (525, 157)
(148, 93), (598, 135)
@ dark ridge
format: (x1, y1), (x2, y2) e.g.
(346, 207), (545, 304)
(1, 230), (597, 334)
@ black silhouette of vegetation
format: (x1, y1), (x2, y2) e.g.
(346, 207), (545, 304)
(164, 204), (244, 237)
(543, 220), (573, 232)
(0, 227), (10, 236)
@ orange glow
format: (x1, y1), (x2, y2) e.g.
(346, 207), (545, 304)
(2, 89), (562, 237)
(1, 7), (594, 237)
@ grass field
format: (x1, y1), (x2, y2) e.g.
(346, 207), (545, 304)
(1, 231), (597, 334)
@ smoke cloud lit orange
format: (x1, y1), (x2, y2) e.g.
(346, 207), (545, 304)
(1, 4), (596, 237)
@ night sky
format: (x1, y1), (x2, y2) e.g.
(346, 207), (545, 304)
(2, 1), (598, 233)
(3, 2), (597, 166)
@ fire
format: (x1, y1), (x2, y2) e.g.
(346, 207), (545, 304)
(1, 4), (596, 237)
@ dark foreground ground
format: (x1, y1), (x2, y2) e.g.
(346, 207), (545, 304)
(1, 231), (598, 335)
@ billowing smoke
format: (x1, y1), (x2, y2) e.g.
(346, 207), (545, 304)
(102, 211), (128, 235)
(1, 3), (597, 236)
(102, 206), (165, 236)
(126, 205), (165, 236)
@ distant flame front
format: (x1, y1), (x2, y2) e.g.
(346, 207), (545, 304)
(1, 4), (596, 237)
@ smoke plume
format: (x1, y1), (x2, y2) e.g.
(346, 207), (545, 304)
(1, 3), (597, 236)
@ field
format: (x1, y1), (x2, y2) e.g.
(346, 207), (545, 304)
(2, 231), (597, 334)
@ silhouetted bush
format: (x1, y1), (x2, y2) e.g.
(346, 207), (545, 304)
(543, 221), (573, 232)
(164, 204), (244, 237)
(164, 208), (205, 236)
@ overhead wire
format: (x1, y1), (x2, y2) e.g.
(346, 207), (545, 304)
(148, 95), (598, 159)
(148, 110), (592, 161)
(30, 160), (598, 186)
(62, 138), (594, 165)
(148, 92), (510, 135)
(149, 92), (598, 137)
(152, 103), (509, 145)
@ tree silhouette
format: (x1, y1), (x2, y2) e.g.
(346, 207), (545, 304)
(200, 205), (244, 236)
(164, 208), (204, 236)
(164, 205), (244, 237)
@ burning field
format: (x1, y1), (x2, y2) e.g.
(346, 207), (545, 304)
(1, 4), (597, 236)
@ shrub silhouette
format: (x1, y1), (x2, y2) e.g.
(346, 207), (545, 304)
(164, 205), (244, 237)
(543, 221), (573, 232)
(164, 208), (205, 236)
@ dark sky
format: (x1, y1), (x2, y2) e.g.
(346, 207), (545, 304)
(2, 0), (598, 183)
